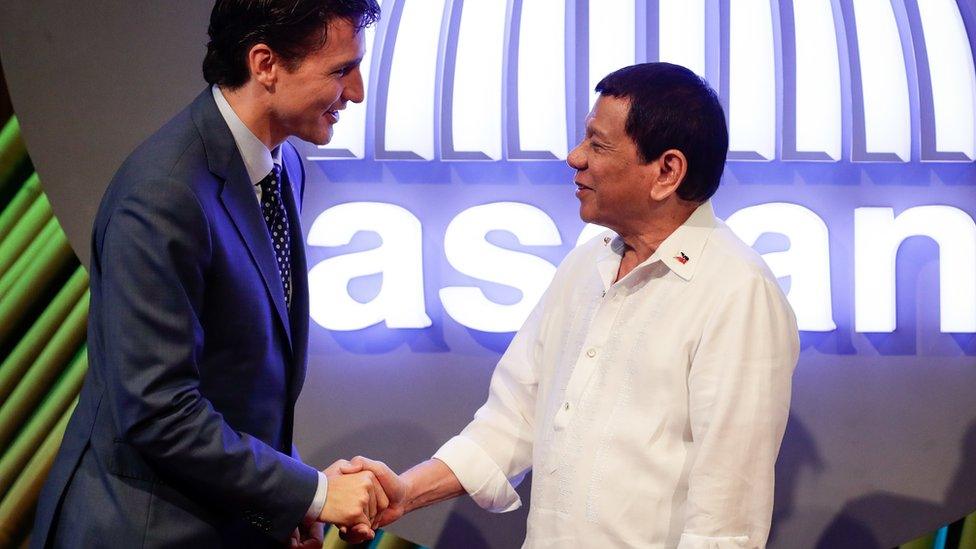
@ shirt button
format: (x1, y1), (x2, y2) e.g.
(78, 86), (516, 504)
(563, 402), (570, 411)
(586, 348), (597, 358)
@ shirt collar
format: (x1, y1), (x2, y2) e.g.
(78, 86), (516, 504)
(653, 200), (717, 281)
(211, 85), (282, 186)
(598, 200), (717, 285)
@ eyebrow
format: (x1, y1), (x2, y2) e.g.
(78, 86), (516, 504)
(333, 56), (364, 72)
(587, 124), (609, 140)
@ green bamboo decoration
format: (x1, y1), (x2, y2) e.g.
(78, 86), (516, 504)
(0, 192), (53, 282)
(0, 221), (73, 347)
(0, 288), (88, 449)
(0, 397), (76, 547)
(0, 346), (87, 497)
(0, 173), (40, 244)
(0, 216), (58, 305)
(0, 267), (88, 403)
(0, 117), (27, 192)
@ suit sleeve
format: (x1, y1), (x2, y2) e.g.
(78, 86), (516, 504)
(98, 177), (318, 540)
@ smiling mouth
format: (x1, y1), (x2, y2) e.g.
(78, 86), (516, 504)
(575, 182), (593, 191)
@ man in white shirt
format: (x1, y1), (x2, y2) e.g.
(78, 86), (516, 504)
(347, 62), (799, 548)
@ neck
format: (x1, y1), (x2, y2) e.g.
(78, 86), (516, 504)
(219, 84), (283, 150)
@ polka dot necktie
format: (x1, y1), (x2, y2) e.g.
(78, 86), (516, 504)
(259, 165), (291, 308)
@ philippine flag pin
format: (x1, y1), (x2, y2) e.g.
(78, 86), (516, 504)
(675, 252), (690, 264)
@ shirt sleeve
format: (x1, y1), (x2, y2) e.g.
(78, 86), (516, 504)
(678, 274), (799, 549)
(304, 471), (329, 524)
(290, 445), (329, 524)
(432, 294), (549, 513)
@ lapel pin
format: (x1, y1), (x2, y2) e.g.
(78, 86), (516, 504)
(675, 252), (690, 264)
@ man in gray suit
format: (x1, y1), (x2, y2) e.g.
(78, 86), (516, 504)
(32, 1), (385, 547)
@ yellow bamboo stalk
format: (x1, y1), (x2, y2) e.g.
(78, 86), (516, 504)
(373, 530), (423, 549)
(0, 217), (57, 302)
(899, 531), (936, 549)
(960, 511), (976, 549)
(0, 267), (88, 403)
(0, 223), (73, 347)
(0, 397), (76, 547)
(0, 292), (88, 450)
(0, 347), (87, 497)
(323, 527), (422, 549)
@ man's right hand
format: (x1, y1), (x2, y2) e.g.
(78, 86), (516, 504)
(318, 468), (389, 539)
(331, 457), (466, 544)
(344, 456), (407, 527)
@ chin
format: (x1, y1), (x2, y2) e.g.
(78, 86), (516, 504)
(305, 129), (334, 146)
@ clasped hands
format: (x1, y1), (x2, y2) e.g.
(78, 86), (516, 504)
(309, 456), (407, 545)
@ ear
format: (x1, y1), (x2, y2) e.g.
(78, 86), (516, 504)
(649, 149), (688, 201)
(245, 43), (278, 88)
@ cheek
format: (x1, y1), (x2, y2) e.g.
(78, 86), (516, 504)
(281, 92), (307, 117)
(592, 165), (621, 194)
(321, 83), (342, 103)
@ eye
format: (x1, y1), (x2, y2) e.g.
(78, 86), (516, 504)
(333, 63), (357, 77)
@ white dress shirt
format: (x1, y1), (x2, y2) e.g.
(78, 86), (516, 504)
(212, 85), (328, 524)
(434, 201), (799, 548)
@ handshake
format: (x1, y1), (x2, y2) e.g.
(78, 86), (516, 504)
(291, 456), (461, 547)
(298, 456), (407, 547)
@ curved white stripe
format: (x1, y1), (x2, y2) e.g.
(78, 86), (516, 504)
(658, 0), (705, 77)
(312, 0), (384, 159)
(793, 0), (842, 160)
(384, 0), (447, 160)
(728, 0), (776, 160)
(588, 0), (636, 108)
(852, 0), (911, 161)
(517, 0), (568, 158)
(917, 0), (976, 160)
(452, 0), (506, 159)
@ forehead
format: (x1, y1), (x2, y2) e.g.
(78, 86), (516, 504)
(586, 95), (631, 138)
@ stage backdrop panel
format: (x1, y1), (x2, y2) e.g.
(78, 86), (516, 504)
(1, 1), (975, 547)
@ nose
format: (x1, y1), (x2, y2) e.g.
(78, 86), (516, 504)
(343, 66), (366, 104)
(567, 142), (586, 170)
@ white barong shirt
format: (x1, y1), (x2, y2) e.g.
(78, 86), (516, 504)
(434, 201), (799, 548)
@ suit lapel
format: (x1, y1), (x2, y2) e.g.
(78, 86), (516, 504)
(280, 145), (309, 402)
(191, 90), (293, 354)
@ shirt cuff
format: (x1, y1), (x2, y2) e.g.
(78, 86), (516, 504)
(304, 471), (329, 524)
(432, 435), (521, 513)
(676, 533), (751, 549)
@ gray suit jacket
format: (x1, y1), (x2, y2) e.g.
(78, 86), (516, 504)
(31, 89), (319, 548)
